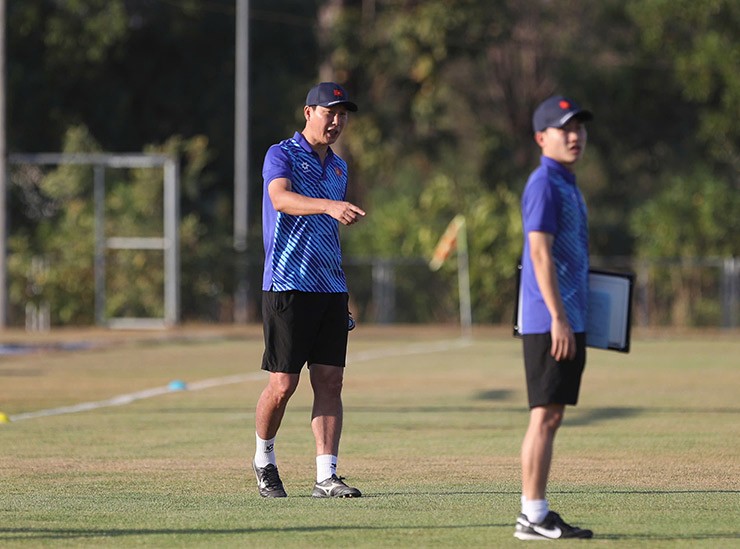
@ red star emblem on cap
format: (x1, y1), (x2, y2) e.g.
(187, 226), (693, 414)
(559, 100), (571, 109)
(334, 89), (343, 98)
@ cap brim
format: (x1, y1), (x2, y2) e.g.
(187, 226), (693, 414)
(558, 110), (593, 127)
(324, 100), (358, 112)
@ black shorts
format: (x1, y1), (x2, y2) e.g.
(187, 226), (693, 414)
(261, 291), (349, 374)
(522, 332), (586, 408)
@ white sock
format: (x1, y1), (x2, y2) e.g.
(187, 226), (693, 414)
(522, 496), (549, 524)
(316, 454), (337, 482)
(254, 433), (276, 468)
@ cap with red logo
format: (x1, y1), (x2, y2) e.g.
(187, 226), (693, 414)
(532, 95), (592, 133)
(305, 82), (358, 112)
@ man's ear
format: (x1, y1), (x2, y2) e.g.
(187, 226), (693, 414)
(304, 105), (312, 121)
(534, 130), (546, 147)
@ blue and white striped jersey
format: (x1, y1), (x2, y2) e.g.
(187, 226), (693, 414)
(261, 132), (348, 293)
(520, 156), (589, 334)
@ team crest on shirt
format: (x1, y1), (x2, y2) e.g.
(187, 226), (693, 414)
(334, 167), (343, 177)
(301, 162), (309, 172)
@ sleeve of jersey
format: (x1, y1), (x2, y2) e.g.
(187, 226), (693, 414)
(522, 172), (558, 236)
(262, 144), (292, 186)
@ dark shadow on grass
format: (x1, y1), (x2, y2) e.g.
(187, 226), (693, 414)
(3, 526), (738, 543)
(643, 406), (739, 415)
(343, 404), (739, 420)
(362, 491), (522, 498)
(564, 406), (643, 426)
(597, 533), (740, 541)
(0, 523), (508, 541)
(565, 405), (739, 426)
(116, 401), (738, 420)
(327, 406), (526, 414)
(366, 488), (740, 497)
(271, 489), (522, 499)
(476, 389), (514, 401)
(600, 489), (740, 494)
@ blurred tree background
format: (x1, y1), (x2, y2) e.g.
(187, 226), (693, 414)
(4, 0), (739, 327)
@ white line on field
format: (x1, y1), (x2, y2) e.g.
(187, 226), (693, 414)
(5, 338), (472, 423)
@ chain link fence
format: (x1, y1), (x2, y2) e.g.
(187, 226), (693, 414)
(343, 256), (740, 329)
(5, 232), (739, 329)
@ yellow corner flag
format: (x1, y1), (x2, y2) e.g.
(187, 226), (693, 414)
(429, 215), (466, 271)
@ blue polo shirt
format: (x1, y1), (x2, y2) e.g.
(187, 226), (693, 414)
(520, 156), (589, 334)
(261, 131), (348, 293)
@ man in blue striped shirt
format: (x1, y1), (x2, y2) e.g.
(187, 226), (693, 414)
(514, 96), (594, 540)
(252, 83), (365, 499)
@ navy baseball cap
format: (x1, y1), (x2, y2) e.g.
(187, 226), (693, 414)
(532, 95), (592, 132)
(305, 82), (358, 112)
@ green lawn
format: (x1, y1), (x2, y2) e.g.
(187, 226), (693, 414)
(1, 326), (738, 547)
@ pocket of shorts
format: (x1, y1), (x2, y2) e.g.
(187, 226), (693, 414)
(272, 291), (294, 313)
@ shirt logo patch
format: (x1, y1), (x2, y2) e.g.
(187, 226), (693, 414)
(335, 167), (343, 177)
(302, 161), (309, 172)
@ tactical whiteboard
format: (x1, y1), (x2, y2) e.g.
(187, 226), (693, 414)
(514, 266), (635, 353)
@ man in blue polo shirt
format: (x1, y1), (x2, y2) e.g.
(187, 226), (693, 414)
(514, 96), (594, 540)
(252, 82), (365, 499)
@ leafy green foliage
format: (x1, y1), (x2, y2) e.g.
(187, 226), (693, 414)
(631, 169), (740, 258)
(630, 168), (740, 326)
(5, 0), (738, 325)
(8, 127), (100, 324)
(627, 0), (740, 171)
(7, 126), (217, 325)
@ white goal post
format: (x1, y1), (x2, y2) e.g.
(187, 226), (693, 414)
(5, 152), (180, 329)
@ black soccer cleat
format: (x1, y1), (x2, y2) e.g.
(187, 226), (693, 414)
(252, 461), (287, 498)
(311, 474), (362, 498)
(514, 511), (593, 540)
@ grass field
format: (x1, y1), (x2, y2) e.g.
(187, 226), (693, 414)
(1, 325), (739, 548)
